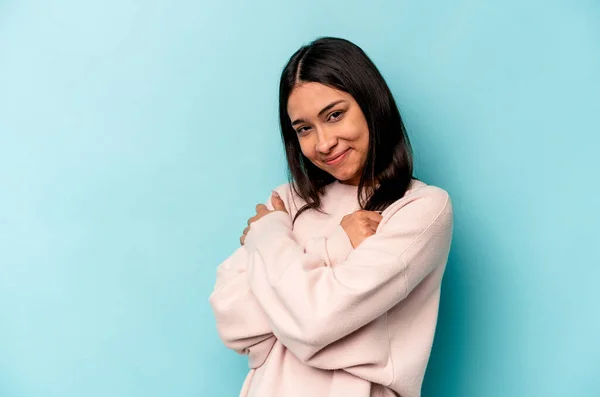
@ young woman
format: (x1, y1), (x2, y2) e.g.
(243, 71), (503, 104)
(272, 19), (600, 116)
(209, 37), (454, 397)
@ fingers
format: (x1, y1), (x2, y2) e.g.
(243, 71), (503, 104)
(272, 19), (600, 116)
(365, 219), (380, 233)
(358, 219), (378, 236)
(353, 210), (382, 236)
(361, 210), (383, 223)
(242, 191), (288, 246)
(271, 191), (288, 213)
(270, 195), (284, 210)
(240, 226), (249, 245)
(350, 210), (383, 224)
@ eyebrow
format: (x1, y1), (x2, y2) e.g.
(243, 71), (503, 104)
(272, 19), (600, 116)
(291, 100), (347, 126)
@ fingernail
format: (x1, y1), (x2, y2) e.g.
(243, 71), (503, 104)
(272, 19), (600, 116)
(272, 190), (280, 198)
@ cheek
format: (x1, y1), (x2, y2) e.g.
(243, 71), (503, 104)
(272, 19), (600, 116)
(298, 138), (315, 160)
(341, 116), (367, 141)
(353, 119), (370, 148)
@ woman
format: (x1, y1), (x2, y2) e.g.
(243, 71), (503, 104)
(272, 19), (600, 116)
(209, 37), (453, 397)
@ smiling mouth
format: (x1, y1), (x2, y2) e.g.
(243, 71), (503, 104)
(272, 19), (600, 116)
(324, 149), (350, 165)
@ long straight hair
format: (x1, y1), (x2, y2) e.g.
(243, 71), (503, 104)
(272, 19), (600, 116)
(278, 37), (415, 223)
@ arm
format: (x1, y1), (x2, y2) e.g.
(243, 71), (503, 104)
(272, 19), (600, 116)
(243, 187), (453, 366)
(208, 189), (355, 368)
(209, 246), (276, 368)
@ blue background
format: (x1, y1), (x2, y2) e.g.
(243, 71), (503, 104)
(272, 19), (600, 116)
(1, 1), (599, 396)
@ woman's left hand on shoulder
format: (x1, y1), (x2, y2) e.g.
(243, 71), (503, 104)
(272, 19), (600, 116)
(240, 191), (289, 245)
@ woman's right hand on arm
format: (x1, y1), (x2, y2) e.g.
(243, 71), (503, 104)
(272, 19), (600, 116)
(340, 210), (383, 248)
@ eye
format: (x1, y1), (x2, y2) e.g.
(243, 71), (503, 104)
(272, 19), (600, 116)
(296, 126), (311, 134)
(328, 110), (344, 122)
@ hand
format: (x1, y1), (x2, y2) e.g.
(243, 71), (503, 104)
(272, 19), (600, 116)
(240, 191), (289, 245)
(340, 210), (383, 248)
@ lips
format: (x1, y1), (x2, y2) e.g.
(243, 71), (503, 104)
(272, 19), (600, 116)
(323, 149), (350, 165)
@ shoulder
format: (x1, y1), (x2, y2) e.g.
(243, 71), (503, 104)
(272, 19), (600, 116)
(381, 179), (453, 228)
(272, 181), (292, 195)
(407, 179), (452, 211)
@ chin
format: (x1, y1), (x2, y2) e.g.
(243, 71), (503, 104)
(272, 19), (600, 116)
(332, 167), (359, 182)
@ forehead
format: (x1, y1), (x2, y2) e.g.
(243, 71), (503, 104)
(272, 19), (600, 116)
(287, 82), (351, 117)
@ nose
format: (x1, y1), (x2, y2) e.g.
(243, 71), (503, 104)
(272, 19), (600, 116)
(315, 127), (337, 154)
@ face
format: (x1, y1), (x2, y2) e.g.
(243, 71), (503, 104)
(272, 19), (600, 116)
(287, 82), (370, 186)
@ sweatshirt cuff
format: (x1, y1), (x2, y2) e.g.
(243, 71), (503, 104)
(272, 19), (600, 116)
(245, 211), (292, 254)
(325, 224), (354, 267)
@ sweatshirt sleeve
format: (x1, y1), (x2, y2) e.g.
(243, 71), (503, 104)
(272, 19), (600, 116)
(208, 233), (354, 368)
(208, 245), (276, 369)
(208, 186), (355, 368)
(243, 187), (453, 364)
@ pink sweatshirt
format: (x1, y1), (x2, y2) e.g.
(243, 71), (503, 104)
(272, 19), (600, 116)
(209, 179), (453, 397)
